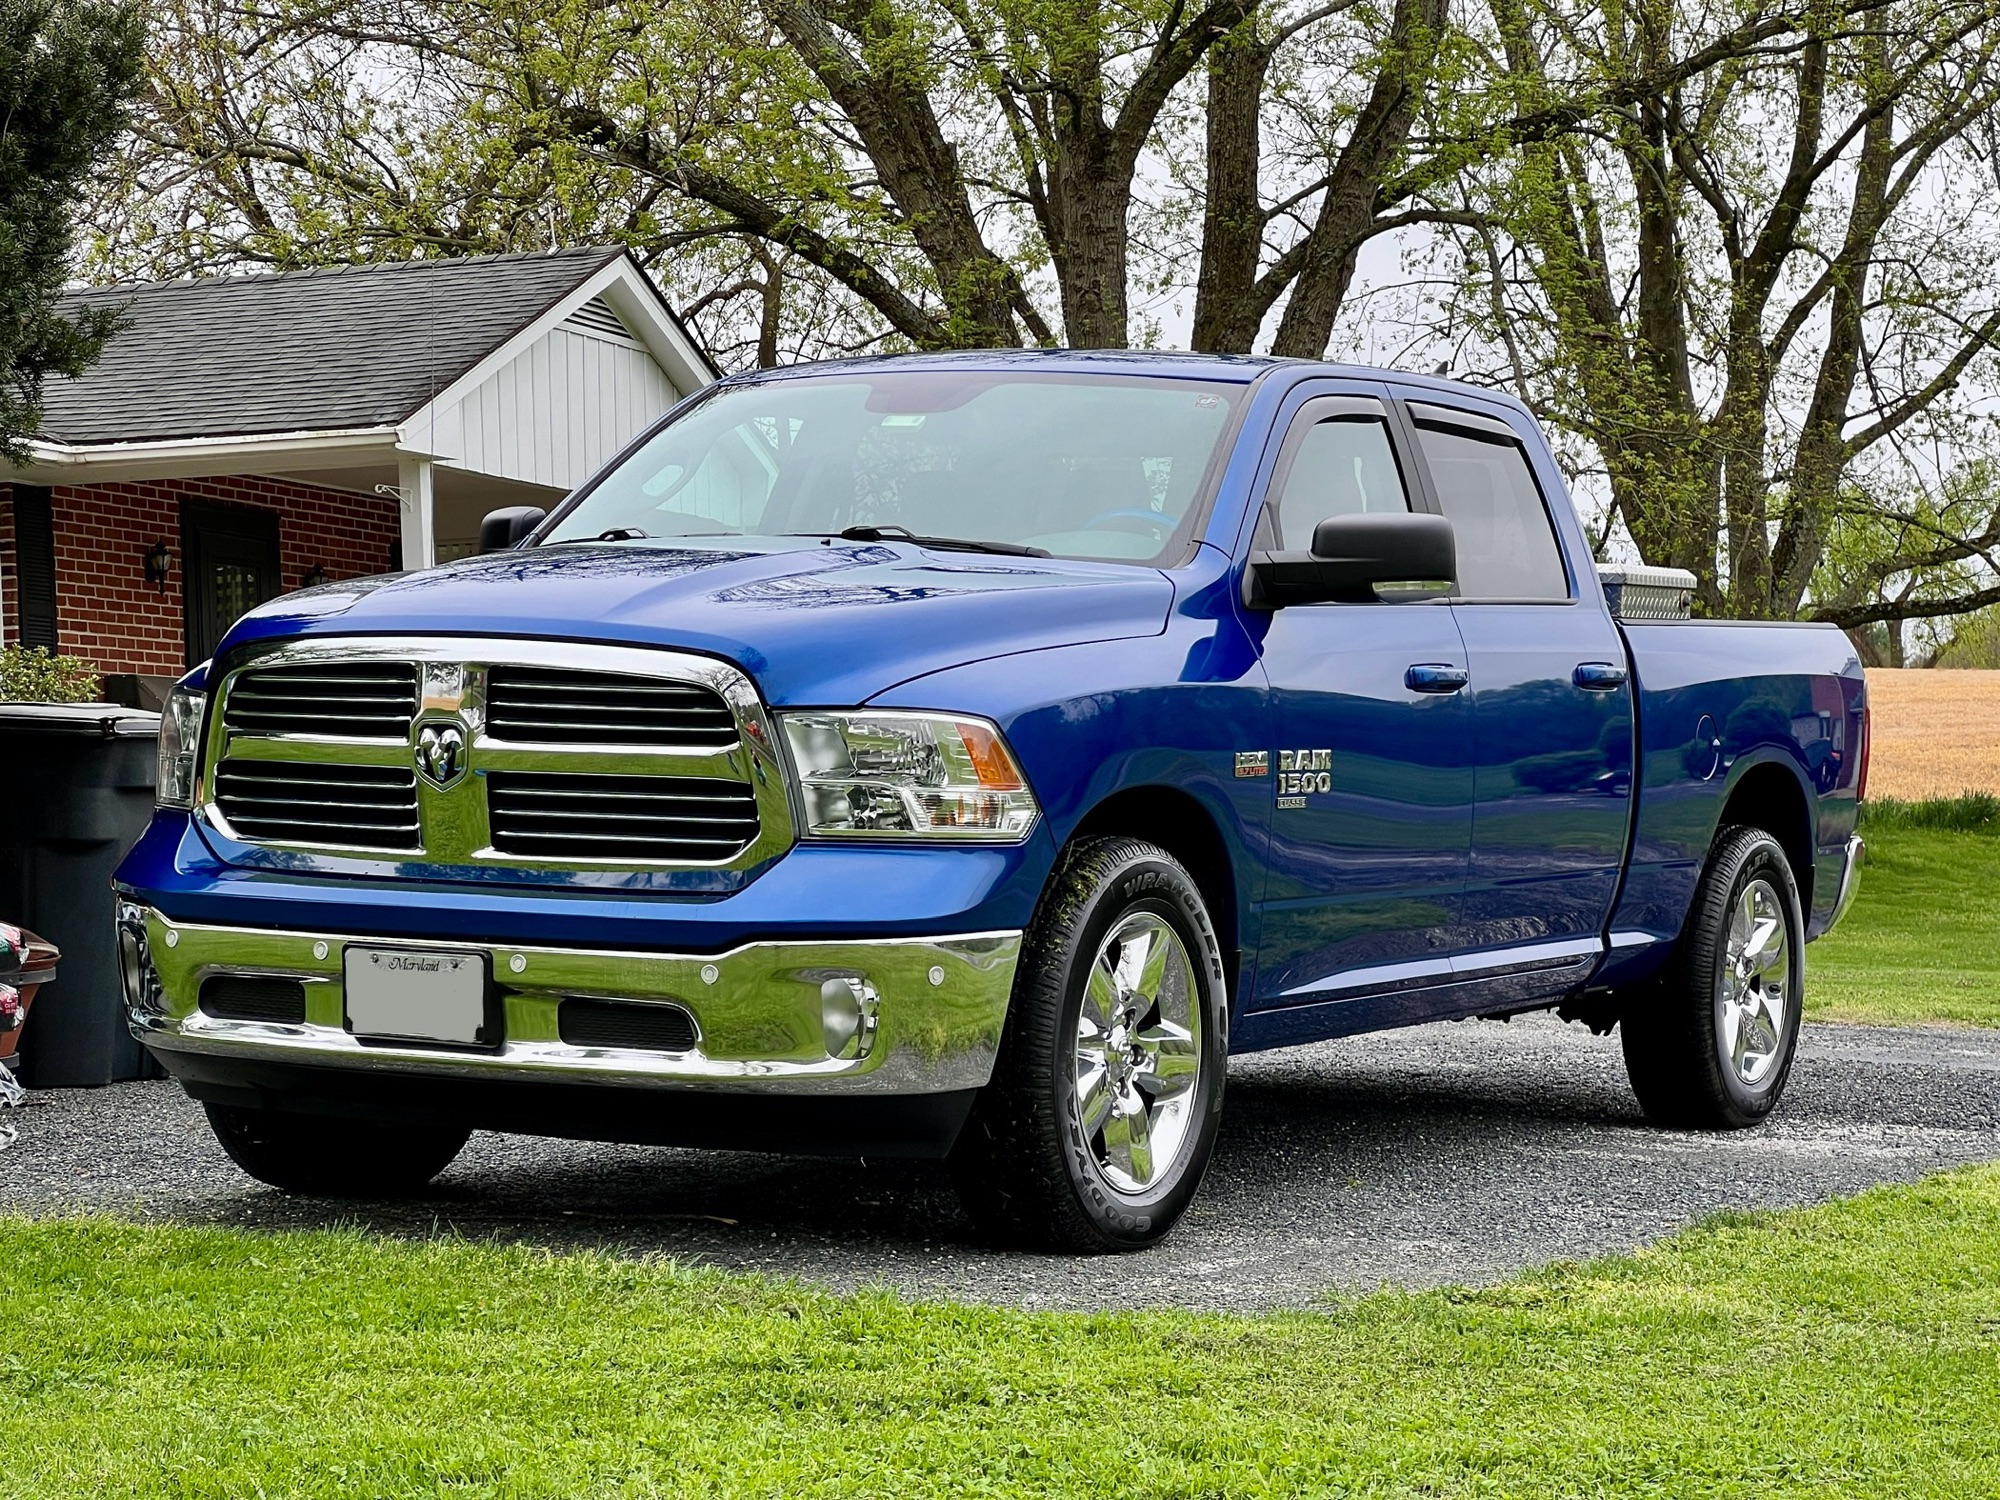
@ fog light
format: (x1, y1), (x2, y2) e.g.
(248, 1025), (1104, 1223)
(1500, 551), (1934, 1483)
(115, 903), (162, 1015)
(820, 976), (879, 1060)
(117, 927), (144, 1009)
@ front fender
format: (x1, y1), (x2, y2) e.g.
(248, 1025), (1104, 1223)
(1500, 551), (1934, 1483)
(865, 583), (1271, 952)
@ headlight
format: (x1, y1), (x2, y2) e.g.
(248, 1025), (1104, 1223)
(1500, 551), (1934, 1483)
(156, 684), (206, 810)
(780, 711), (1039, 841)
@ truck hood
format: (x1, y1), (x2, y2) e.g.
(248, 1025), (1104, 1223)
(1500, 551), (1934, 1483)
(221, 537), (1175, 705)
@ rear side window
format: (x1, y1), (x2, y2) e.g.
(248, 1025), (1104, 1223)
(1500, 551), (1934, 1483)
(1270, 416), (1410, 549)
(1412, 419), (1569, 600)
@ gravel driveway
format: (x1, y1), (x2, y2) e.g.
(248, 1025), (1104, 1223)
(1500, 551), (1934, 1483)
(3, 1013), (1996, 1312)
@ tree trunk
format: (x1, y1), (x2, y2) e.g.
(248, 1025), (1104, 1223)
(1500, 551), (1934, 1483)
(1191, 29), (1269, 353)
(1770, 37), (1894, 616)
(1049, 147), (1132, 348)
(1268, 0), (1447, 359)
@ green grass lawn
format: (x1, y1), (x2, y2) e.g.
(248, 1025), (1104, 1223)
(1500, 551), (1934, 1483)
(1, 799), (1993, 1497)
(1811, 797), (2000, 1027)
(3, 1168), (2000, 1497)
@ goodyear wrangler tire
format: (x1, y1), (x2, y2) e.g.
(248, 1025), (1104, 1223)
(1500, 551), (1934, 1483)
(204, 1102), (470, 1197)
(1621, 825), (1806, 1129)
(950, 837), (1229, 1252)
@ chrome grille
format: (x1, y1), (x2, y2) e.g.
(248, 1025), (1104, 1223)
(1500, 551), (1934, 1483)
(213, 760), (421, 851)
(486, 667), (738, 750)
(223, 663), (419, 739)
(207, 641), (788, 875)
(487, 772), (760, 862)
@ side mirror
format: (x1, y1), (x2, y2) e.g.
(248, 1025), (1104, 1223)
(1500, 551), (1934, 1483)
(1242, 512), (1455, 609)
(479, 506), (547, 554)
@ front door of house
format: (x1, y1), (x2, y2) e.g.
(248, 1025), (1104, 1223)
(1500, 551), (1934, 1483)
(182, 502), (282, 667)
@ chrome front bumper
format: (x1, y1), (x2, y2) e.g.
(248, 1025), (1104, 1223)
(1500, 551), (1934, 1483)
(124, 906), (1020, 1096)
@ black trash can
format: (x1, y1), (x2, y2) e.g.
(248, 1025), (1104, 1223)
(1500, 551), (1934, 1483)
(0, 702), (163, 1087)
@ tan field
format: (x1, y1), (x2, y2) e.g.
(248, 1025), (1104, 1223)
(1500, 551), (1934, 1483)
(1864, 668), (2000, 800)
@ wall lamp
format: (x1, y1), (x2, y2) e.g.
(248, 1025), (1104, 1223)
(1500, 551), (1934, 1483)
(142, 541), (173, 594)
(301, 561), (331, 589)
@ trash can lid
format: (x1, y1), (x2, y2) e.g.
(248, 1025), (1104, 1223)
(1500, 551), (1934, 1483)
(0, 924), (59, 982)
(0, 702), (160, 738)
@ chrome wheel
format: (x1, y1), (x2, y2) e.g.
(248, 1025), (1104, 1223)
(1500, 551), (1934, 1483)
(1072, 911), (1203, 1194)
(1720, 876), (1791, 1088)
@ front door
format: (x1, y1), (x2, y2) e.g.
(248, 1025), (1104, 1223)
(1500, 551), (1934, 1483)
(1247, 390), (1474, 1017)
(1400, 398), (1634, 999)
(182, 502), (282, 667)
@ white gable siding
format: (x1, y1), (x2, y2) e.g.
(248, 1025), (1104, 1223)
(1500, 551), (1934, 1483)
(433, 316), (679, 491)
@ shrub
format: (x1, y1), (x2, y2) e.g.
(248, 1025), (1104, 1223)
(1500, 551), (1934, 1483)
(1859, 792), (2000, 835)
(0, 645), (102, 703)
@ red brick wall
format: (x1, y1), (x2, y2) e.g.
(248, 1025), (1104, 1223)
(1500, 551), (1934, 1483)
(1, 474), (398, 678)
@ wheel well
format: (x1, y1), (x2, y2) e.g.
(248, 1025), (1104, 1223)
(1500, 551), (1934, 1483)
(1067, 787), (1241, 996)
(1719, 761), (1814, 907)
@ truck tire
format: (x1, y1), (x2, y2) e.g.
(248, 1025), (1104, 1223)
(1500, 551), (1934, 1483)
(950, 837), (1229, 1252)
(204, 1103), (471, 1197)
(1621, 825), (1805, 1129)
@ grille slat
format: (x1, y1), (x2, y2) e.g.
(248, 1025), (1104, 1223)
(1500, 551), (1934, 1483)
(215, 761), (421, 851)
(498, 832), (750, 852)
(497, 680), (718, 699)
(487, 667), (738, 749)
(225, 663), (419, 739)
(229, 820), (422, 839)
(488, 772), (759, 862)
(496, 809), (759, 828)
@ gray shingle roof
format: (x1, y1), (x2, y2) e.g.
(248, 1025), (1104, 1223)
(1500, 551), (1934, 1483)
(40, 247), (627, 445)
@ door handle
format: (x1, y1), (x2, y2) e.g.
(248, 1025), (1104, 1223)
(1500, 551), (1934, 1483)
(1405, 663), (1470, 694)
(1573, 661), (1629, 691)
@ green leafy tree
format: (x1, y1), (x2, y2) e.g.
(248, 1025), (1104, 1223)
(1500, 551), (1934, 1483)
(0, 0), (142, 458)
(1433, 0), (2000, 625)
(91, 0), (1500, 356)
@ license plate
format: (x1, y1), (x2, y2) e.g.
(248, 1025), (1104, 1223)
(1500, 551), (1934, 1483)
(343, 947), (490, 1046)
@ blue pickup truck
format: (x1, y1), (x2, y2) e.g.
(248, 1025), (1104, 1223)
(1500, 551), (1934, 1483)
(114, 351), (1867, 1251)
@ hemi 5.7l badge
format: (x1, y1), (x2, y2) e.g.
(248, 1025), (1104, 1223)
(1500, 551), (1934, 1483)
(1234, 751), (1270, 778)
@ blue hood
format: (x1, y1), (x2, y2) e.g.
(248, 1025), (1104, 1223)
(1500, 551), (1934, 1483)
(219, 537), (1175, 705)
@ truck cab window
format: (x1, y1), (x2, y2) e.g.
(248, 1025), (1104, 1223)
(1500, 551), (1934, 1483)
(548, 374), (1242, 564)
(1413, 423), (1569, 600)
(1271, 416), (1409, 550)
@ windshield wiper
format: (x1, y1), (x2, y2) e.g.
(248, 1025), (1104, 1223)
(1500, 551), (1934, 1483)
(818, 524), (1050, 558)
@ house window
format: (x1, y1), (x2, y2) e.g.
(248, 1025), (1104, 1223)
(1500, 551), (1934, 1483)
(181, 501), (281, 667)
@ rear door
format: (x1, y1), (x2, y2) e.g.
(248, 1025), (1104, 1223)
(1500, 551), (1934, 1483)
(1248, 388), (1475, 1011)
(1398, 398), (1633, 1001)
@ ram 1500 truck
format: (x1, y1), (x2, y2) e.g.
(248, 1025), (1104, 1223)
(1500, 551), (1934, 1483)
(114, 352), (1867, 1251)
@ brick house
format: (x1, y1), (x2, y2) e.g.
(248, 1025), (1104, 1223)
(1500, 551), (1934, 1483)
(0, 248), (713, 703)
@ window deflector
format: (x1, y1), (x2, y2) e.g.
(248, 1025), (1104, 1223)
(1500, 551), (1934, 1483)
(1262, 395), (1416, 553)
(1402, 401), (1573, 603)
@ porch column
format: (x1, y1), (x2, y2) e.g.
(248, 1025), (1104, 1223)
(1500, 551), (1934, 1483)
(397, 456), (436, 572)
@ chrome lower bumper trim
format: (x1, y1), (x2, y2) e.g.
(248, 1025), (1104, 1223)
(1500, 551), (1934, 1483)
(1823, 834), (1865, 937)
(127, 907), (1020, 1096)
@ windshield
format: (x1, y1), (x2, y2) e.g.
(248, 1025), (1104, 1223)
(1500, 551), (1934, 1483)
(542, 371), (1244, 563)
